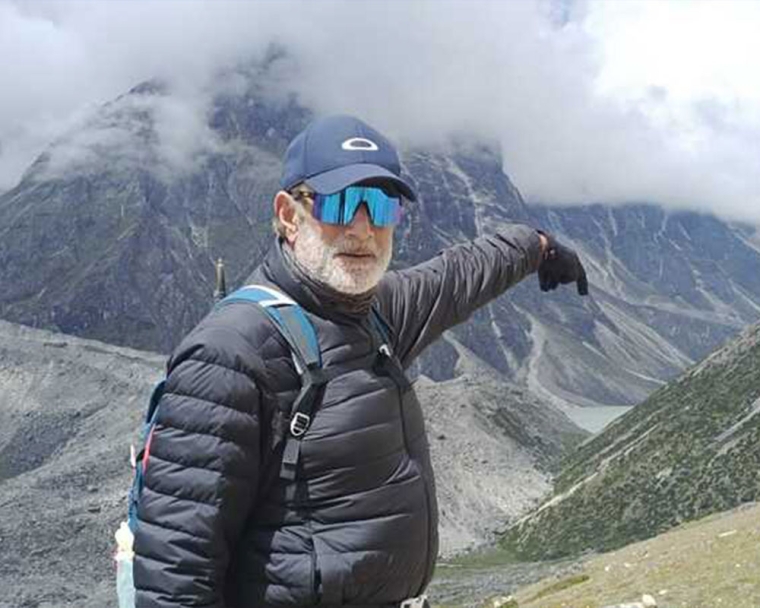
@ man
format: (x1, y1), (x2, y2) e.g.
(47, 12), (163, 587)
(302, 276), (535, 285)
(133, 115), (587, 607)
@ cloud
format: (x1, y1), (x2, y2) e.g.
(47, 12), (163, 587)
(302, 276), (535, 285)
(0, 0), (758, 223)
(33, 85), (225, 184)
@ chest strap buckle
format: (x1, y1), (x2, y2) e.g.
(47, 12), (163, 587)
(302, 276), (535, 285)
(289, 412), (311, 437)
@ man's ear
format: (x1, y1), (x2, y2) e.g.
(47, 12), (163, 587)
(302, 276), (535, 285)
(274, 191), (300, 245)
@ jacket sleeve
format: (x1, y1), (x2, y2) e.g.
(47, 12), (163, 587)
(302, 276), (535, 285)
(375, 224), (542, 368)
(133, 316), (265, 608)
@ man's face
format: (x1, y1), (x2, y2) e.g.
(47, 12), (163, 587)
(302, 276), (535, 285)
(285, 191), (395, 295)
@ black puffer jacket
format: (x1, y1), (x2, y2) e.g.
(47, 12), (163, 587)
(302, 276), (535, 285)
(133, 226), (542, 607)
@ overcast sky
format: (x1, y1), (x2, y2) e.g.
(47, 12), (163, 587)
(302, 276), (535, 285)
(1, 0), (759, 223)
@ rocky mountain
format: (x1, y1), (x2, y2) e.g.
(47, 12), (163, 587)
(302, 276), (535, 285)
(500, 319), (760, 560)
(0, 319), (584, 607)
(0, 321), (164, 608)
(1, 63), (760, 419)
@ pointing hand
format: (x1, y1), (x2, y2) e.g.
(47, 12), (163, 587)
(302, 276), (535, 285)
(537, 231), (589, 296)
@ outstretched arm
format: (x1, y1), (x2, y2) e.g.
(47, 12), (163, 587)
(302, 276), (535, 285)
(133, 320), (264, 608)
(375, 224), (545, 368)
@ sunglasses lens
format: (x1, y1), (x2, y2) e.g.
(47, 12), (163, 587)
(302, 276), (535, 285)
(368, 188), (402, 226)
(312, 192), (342, 224)
(312, 187), (401, 227)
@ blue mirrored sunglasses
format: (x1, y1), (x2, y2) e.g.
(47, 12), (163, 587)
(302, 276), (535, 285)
(309, 186), (403, 227)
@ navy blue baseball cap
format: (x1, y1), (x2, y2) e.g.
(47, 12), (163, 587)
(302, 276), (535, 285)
(280, 115), (417, 201)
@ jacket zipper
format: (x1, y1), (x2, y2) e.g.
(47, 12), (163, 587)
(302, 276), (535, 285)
(366, 321), (434, 595)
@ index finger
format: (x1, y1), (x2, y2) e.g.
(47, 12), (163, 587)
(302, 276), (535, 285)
(577, 264), (589, 296)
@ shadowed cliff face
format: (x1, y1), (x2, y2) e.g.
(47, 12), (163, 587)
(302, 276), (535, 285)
(1, 72), (760, 413)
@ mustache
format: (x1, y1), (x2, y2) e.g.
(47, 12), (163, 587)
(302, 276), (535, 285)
(338, 249), (376, 256)
(334, 240), (378, 256)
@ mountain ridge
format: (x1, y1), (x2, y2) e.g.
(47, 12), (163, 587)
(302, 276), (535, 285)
(1, 70), (760, 417)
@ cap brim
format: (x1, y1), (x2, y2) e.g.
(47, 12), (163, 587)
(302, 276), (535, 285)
(305, 163), (417, 201)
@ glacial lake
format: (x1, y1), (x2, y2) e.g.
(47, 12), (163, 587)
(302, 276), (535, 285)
(566, 405), (634, 433)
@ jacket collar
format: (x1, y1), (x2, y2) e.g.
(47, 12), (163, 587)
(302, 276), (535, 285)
(258, 238), (377, 324)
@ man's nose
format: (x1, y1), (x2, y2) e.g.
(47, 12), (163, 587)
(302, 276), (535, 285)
(346, 203), (372, 236)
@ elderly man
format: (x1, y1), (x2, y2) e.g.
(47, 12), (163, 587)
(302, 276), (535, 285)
(133, 115), (587, 608)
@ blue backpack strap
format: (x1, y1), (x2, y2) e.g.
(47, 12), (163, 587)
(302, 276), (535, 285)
(217, 285), (326, 481)
(127, 379), (166, 532)
(219, 285), (321, 371)
(369, 305), (392, 349)
(369, 305), (411, 392)
(127, 286), (326, 533)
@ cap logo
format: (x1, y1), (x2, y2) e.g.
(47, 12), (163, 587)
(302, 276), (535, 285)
(341, 137), (379, 151)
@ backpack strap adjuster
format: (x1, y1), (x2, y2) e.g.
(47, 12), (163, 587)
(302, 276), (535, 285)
(289, 412), (311, 437)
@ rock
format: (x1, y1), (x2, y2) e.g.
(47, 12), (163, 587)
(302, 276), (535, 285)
(488, 595), (518, 608)
(601, 594), (657, 608)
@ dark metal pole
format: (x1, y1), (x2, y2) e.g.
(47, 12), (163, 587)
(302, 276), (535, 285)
(213, 258), (227, 302)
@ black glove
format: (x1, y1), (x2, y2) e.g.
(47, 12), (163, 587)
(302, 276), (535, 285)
(537, 231), (589, 296)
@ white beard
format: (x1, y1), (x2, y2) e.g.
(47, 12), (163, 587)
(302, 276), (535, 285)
(292, 218), (391, 295)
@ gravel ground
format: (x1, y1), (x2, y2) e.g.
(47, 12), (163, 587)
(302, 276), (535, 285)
(429, 555), (587, 607)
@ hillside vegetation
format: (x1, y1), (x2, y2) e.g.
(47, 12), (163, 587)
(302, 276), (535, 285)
(511, 501), (760, 608)
(501, 321), (760, 560)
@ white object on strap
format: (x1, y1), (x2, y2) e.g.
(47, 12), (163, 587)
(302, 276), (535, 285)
(400, 595), (429, 608)
(239, 284), (297, 308)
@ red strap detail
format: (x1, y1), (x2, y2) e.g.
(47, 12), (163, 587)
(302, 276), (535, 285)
(143, 426), (156, 474)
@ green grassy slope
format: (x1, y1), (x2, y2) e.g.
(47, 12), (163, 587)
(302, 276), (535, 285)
(512, 501), (760, 608)
(500, 322), (760, 560)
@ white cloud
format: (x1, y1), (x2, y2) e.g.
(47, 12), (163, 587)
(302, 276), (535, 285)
(588, 0), (760, 104)
(0, 0), (758, 223)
